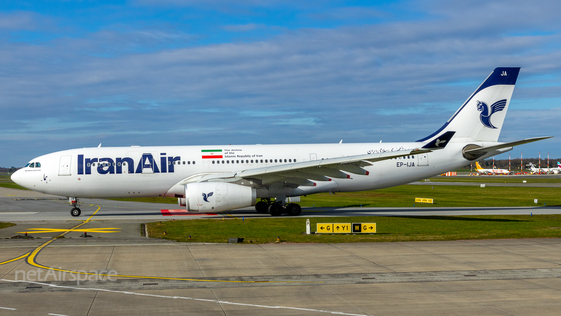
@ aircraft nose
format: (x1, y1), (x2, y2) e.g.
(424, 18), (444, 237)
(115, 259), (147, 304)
(11, 169), (24, 187)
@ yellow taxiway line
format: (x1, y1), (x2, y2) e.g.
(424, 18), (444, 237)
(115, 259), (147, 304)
(9, 204), (317, 284)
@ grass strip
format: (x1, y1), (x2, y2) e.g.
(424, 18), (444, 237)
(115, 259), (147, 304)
(147, 215), (561, 243)
(0, 222), (16, 230)
(423, 176), (561, 183)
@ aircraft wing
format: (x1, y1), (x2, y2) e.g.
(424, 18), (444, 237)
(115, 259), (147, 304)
(232, 148), (430, 187)
(167, 147), (432, 192)
(464, 136), (552, 159)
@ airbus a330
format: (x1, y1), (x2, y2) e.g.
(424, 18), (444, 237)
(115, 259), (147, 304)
(11, 67), (550, 217)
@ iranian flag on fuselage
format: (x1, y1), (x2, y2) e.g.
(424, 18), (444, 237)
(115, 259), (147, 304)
(202, 149), (223, 159)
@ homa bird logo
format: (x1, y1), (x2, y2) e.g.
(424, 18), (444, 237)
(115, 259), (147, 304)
(202, 192), (214, 203)
(435, 138), (447, 147)
(476, 99), (507, 129)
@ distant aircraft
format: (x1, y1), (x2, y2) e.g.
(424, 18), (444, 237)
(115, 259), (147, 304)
(527, 162), (544, 174)
(554, 162), (561, 174)
(474, 161), (510, 175)
(11, 67), (550, 217)
(528, 162), (561, 174)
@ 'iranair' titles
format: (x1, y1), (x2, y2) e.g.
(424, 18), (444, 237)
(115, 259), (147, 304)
(77, 153), (181, 175)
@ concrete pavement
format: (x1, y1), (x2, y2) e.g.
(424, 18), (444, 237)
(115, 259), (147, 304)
(2, 187), (561, 315)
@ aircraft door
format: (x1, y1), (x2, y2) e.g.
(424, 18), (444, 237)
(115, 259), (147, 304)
(417, 153), (429, 166)
(59, 155), (72, 176)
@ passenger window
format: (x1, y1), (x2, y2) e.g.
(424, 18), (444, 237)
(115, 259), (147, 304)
(193, 161), (195, 165)
(260, 159), (263, 163)
(274, 159), (277, 163)
(284, 159), (287, 163)
(294, 159), (297, 162)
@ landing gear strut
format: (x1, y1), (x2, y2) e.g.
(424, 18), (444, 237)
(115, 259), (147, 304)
(69, 197), (81, 217)
(254, 199), (302, 216)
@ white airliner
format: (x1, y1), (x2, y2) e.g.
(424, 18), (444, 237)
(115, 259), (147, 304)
(527, 162), (544, 174)
(11, 67), (550, 217)
(528, 162), (561, 174)
(474, 161), (510, 175)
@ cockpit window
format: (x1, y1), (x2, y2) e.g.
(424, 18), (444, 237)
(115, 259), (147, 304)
(35, 162), (41, 168)
(25, 163), (30, 167)
(29, 163), (35, 168)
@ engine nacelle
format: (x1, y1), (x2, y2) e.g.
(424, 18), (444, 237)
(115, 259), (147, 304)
(185, 182), (256, 213)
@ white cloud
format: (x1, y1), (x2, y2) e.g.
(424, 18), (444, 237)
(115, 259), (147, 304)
(2, 0), (561, 166)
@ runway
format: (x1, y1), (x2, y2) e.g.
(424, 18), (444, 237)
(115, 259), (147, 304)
(2, 187), (561, 315)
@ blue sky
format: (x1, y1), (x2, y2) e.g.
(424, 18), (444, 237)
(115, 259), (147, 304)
(1, 0), (561, 167)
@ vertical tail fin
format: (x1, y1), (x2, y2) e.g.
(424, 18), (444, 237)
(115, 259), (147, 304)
(418, 67), (520, 143)
(475, 161), (484, 171)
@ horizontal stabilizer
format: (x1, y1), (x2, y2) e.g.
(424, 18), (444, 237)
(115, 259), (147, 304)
(463, 136), (552, 160)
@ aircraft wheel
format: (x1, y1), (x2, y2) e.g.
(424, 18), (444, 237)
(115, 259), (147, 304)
(255, 201), (269, 213)
(286, 203), (301, 216)
(71, 207), (81, 217)
(269, 203), (283, 216)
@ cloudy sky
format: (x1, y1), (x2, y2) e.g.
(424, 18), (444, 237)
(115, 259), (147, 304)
(1, 0), (560, 167)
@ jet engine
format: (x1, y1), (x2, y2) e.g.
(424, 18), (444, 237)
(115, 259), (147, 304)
(184, 182), (256, 213)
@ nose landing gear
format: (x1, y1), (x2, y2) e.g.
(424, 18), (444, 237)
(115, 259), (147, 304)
(69, 197), (81, 217)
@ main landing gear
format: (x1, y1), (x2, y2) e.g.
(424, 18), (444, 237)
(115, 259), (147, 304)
(69, 197), (81, 217)
(255, 199), (302, 216)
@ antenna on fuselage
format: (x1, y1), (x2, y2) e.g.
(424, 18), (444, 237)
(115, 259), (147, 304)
(98, 143), (102, 147)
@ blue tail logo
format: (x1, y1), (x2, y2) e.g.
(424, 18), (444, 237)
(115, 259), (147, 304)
(477, 99), (507, 129)
(202, 192), (214, 203)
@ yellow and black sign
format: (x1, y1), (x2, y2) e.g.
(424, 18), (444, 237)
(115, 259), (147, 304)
(352, 223), (376, 233)
(333, 223), (351, 233)
(317, 223), (333, 233)
(317, 223), (375, 234)
(415, 197), (433, 204)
